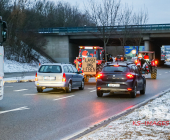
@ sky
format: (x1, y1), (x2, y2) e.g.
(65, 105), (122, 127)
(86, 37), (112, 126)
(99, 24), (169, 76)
(49, 0), (170, 24)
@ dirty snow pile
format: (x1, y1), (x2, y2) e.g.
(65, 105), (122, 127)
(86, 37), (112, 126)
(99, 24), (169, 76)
(80, 92), (170, 140)
(4, 52), (51, 73)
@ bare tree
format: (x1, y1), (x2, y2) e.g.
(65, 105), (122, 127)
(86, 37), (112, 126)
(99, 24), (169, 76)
(132, 7), (148, 49)
(84, 0), (121, 61)
(116, 4), (148, 57)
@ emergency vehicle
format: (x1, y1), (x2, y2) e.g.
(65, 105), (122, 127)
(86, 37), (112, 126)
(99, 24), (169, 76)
(74, 46), (105, 82)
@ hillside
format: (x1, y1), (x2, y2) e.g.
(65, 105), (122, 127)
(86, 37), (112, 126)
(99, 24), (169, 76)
(4, 53), (51, 73)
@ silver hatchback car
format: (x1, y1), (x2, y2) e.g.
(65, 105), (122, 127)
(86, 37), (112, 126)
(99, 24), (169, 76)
(35, 63), (84, 93)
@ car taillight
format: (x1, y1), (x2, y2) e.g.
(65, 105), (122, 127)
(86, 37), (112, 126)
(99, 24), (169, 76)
(121, 57), (123, 61)
(97, 87), (101, 90)
(62, 73), (66, 82)
(146, 65), (148, 68)
(127, 88), (132, 91)
(126, 74), (134, 79)
(35, 72), (38, 81)
(114, 65), (119, 67)
(97, 73), (103, 79)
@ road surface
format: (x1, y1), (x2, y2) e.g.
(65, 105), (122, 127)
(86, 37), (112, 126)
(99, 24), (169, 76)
(1, 67), (170, 140)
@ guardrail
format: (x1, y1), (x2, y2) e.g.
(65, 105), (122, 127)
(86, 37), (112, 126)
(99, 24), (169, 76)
(37, 24), (170, 34)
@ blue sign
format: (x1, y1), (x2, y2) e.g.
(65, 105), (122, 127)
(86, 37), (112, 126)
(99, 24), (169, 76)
(124, 46), (144, 57)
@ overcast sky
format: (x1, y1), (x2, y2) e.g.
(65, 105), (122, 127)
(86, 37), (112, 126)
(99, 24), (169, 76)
(50, 0), (170, 24)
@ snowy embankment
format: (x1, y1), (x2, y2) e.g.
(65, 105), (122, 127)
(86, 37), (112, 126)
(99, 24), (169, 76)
(79, 92), (170, 140)
(4, 51), (51, 73)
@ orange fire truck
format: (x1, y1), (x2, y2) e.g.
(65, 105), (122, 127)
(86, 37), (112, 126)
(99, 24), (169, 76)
(74, 46), (105, 82)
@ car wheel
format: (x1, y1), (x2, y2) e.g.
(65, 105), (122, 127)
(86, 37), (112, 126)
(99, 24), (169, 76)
(140, 83), (146, 95)
(97, 90), (103, 97)
(79, 80), (84, 90)
(37, 87), (43, 93)
(65, 82), (72, 93)
(130, 85), (137, 98)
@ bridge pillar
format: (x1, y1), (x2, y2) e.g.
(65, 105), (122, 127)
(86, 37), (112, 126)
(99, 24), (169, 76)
(44, 36), (70, 63)
(144, 41), (151, 51)
(143, 35), (153, 51)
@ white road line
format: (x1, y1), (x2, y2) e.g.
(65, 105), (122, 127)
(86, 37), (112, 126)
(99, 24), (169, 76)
(90, 90), (96, 92)
(0, 106), (29, 114)
(159, 74), (162, 75)
(24, 94), (36, 96)
(53, 95), (75, 101)
(165, 72), (168, 73)
(88, 88), (96, 89)
(14, 89), (28, 92)
(5, 86), (13, 87)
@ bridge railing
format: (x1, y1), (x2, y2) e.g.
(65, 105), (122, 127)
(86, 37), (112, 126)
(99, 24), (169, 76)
(37, 24), (170, 33)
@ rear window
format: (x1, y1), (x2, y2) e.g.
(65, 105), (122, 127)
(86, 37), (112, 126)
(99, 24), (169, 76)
(38, 65), (62, 73)
(102, 66), (129, 72)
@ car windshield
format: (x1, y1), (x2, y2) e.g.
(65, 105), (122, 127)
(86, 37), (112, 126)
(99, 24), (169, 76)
(79, 49), (99, 59)
(102, 66), (129, 72)
(39, 65), (62, 73)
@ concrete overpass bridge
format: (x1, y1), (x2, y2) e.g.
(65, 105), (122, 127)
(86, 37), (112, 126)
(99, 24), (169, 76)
(38, 24), (170, 63)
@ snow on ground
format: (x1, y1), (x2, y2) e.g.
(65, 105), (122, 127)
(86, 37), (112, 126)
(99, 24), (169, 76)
(4, 76), (35, 81)
(4, 51), (51, 73)
(79, 92), (170, 140)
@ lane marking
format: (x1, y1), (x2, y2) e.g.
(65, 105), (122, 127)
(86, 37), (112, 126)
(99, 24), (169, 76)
(0, 106), (29, 114)
(90, 90), (96, 92)
(5, 86), (13, 87)
(53, 95), (75, 101)
(14, 89), (28, 92)
(165, 72), (168, 73)
(24, 94), (36, 96)
(159, 74), (162, 75)
(88, 88), (96, 89)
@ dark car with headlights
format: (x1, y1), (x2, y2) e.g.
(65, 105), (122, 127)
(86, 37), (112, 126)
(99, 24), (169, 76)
(96, 62), (146, 98)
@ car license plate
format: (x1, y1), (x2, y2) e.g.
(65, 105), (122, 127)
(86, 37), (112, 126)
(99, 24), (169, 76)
(44, 77), (55, 80)
(108, 84), (120, 87)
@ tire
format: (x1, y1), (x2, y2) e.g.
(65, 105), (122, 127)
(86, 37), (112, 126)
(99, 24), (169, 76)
(140, 83), (146, 95)
(79, 80), (84, 90)
(97, 90), (103, 97)
(37, 87), (43, 93)
(151, 68), (157, 79)
(65, 82), (72, 93)
(130, 85), (137, 98)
